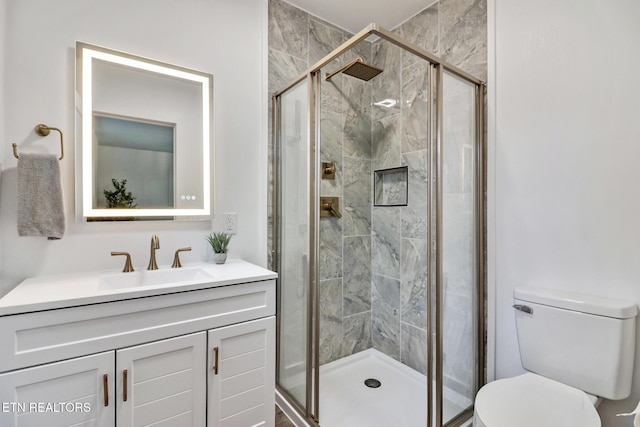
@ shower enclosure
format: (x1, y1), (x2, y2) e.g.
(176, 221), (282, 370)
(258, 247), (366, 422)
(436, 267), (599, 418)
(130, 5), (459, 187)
(272, 24), (485, 427)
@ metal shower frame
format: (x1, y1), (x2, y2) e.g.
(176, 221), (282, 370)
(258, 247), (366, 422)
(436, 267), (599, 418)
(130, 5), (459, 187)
(272, 23), (486, 427)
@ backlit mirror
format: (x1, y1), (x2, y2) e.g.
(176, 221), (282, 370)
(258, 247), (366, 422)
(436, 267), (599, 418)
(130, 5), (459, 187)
(76, 42), (213, 220)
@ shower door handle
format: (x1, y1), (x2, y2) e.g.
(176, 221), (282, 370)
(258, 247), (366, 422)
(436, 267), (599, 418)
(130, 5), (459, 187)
(298, 254), (308, 298)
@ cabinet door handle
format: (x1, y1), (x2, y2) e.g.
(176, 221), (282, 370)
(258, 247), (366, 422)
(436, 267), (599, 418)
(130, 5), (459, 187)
(123, 369), (128, 402)
(103, 374), (109, 407)
(213, 347), (219, 375)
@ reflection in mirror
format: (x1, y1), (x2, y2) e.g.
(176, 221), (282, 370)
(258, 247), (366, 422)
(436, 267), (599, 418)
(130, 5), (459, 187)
(76, 42), (213, 220)
(94, 114), (174, 209)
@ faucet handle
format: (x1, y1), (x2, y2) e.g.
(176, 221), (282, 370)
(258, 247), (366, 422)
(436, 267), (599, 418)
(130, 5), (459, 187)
(111, 251), (134, 272)
(171, 247), (192, 268)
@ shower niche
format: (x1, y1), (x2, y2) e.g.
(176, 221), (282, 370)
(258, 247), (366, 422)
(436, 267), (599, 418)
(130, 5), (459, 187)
(272, 22), (484, 427)
(374, 166), (408, 207)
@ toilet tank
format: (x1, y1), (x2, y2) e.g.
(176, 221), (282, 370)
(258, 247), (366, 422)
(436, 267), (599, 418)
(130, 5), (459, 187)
(514, 287), (638, 400)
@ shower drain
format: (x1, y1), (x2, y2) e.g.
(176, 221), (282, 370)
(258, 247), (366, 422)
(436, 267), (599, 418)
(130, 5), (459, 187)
(364, 378), (381, 388)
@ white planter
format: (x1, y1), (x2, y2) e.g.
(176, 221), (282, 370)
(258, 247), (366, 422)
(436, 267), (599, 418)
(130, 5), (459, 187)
(213, 253), (227, 264)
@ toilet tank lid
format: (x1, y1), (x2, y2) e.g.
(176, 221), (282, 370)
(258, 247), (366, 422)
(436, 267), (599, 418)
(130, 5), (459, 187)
(514, 287), (638, 319)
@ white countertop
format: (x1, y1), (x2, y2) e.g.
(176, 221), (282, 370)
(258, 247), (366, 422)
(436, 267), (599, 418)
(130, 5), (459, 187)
(0, 259), (277, 316)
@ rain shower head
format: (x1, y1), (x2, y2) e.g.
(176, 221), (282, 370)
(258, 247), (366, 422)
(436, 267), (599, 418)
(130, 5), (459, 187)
(325, 57), (383, 82)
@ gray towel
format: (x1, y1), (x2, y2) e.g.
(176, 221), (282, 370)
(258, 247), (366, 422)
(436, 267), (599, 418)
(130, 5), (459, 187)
(17, 153), (65, 240)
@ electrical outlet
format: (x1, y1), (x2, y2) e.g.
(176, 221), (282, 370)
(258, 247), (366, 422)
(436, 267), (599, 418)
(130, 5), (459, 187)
(224, 212), (237, 235)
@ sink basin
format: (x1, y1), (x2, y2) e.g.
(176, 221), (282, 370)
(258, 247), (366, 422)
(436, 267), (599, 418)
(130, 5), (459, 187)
(99, 268), (215, 290)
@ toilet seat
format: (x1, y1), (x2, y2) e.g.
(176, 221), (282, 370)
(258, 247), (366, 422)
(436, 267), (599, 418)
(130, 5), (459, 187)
(473, 373), (601, 427)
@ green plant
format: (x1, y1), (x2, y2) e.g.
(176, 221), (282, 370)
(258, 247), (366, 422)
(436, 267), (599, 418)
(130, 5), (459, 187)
(206, 232), (231, 254)
(103, 178), (137, 208)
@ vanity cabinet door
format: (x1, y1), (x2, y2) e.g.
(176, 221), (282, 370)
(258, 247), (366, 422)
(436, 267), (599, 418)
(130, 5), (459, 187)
(207, 316), (275, 427)
(0, 351), (115, 427)
(116, 332), (207, 427)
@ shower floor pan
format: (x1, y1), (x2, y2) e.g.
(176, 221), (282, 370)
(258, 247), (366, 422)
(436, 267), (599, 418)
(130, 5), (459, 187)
(318, 348), (471, 427)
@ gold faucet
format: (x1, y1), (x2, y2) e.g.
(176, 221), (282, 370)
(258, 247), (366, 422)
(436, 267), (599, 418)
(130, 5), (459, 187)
(171, 247), (192, 268)
(111, 251), (134, 272)
(147, 233), (160, 270)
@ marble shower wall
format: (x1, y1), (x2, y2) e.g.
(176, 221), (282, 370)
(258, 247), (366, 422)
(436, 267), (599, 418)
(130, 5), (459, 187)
(268, 0), (375, 367)
(391, 0), (487, 401)
(268, 0), (486, 393)
(318, 34), (375, 365)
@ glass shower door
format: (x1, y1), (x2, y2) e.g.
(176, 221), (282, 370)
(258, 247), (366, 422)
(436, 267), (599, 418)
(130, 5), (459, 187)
(274, 79), (312, 413)
(441, 70), (480, 425)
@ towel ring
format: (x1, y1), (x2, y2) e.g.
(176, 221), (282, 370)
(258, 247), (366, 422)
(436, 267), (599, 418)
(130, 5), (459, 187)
(12, 124), (64, 160)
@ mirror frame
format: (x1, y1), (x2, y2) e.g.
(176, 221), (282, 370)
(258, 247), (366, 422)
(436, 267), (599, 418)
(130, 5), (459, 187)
(76, 41), (213, 219)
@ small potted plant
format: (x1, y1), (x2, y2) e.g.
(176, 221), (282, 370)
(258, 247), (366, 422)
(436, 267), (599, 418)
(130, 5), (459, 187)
(206, 232), (231, 264)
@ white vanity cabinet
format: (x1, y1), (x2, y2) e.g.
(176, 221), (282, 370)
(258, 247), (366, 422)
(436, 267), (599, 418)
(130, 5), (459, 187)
(116, 332), (207, 427)
(207, 317), (275, 427)
(0, 351), (116, 427)
(0, 333), (209, 427)
(0, 261), (276, 427)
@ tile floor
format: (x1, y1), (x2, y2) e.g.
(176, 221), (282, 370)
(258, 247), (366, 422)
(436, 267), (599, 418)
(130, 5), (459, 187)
(275, 405), (295, 427)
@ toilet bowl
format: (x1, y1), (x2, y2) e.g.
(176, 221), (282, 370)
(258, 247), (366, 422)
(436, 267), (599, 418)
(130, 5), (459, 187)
(473, 373), (600, 427)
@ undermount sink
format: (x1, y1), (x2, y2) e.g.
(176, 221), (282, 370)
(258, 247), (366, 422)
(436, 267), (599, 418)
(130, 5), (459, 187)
(99, 267), (215, 290)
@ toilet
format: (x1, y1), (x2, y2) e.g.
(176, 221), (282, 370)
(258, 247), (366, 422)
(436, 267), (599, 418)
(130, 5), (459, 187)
(474, 286), (638, 427)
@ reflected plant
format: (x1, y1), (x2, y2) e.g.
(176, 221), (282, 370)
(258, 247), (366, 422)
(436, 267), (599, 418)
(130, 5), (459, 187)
(103, 178), (137, 208)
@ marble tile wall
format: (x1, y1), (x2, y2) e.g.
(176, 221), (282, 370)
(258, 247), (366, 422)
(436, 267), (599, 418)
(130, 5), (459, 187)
(268, 0), (374, 368)
(394, 0), (486, 400)
(368, 0), (485, 387)
(370, 31), (433, 374)
(320, 39), (374, 364)
(268, 0), (486, 393)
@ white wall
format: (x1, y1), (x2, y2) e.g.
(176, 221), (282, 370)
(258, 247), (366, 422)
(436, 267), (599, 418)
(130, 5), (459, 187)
(0, 0), (268, 295)
(491, 0), (640, 424)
